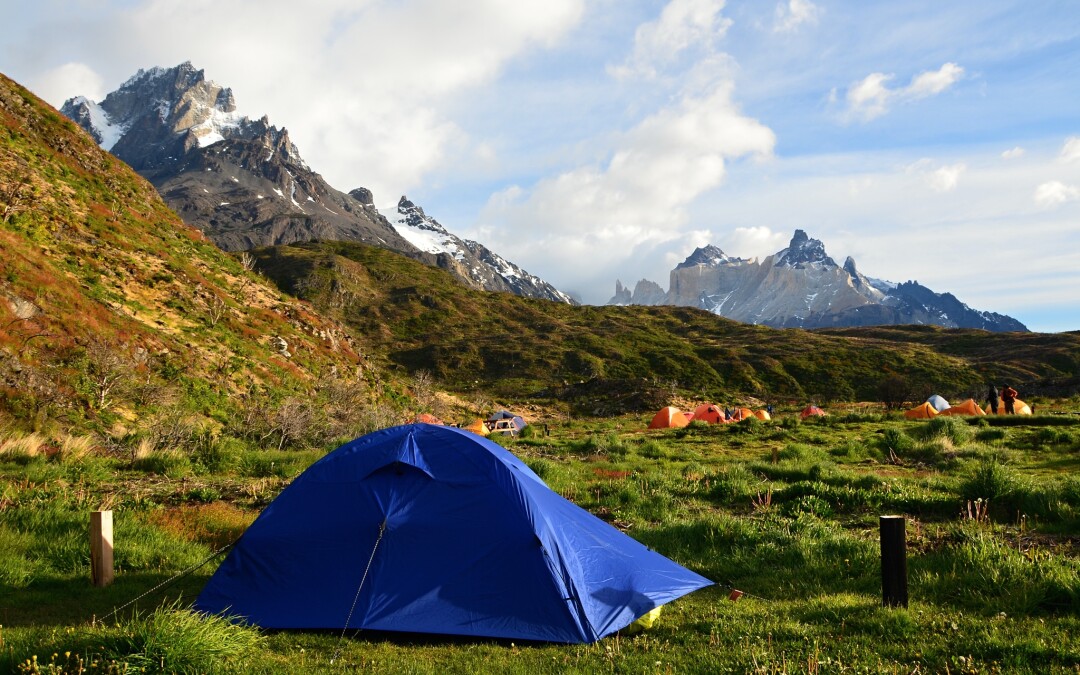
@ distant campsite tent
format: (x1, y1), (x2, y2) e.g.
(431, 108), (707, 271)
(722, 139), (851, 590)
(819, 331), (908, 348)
(415, 413), (444, 425)
(648, 407), (690, 429)
(487, 410), (526, 435)
(463, 418), (490, 436)
(800, 405), (827, 419)
(692, 404), (726, 424)
(753, 409), (771, 421)
(939, 399), (985, 416)
(195, 424), (712, 643)
(985, 398), (1033, 415)
(729, 407), (755, 422)
(926, 395), (950, 412)
(904, 402), (939, 419)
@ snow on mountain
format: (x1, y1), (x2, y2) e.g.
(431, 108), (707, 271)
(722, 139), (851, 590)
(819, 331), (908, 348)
(610, 230), (1026, 332)
(384, 197), (465, 260)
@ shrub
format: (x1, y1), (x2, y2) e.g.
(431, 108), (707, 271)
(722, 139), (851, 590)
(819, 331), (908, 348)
(912, 416), (973, 446)
(961, 456), (1019, 503)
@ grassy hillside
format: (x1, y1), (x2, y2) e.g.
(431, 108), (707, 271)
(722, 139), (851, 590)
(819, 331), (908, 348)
(253, 241), (1080, 411)
(0, 73), (384, 448)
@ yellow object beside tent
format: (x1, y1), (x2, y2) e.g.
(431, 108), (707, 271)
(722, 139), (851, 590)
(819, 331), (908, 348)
(984, 398), (1032, 415)
(464, 418), (490, 435)
(624, 606), (663, 634)
(939, 399), (985, 416)
(904, 402), (939, 419)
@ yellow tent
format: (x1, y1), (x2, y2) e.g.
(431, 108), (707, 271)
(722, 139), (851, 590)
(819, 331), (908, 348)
(984, 398), (1033, 415)
(904, 402), (939, 419)
(939, 399), (985, 416)
(753, 409), (771, 421)
(464, 418), (490, 435)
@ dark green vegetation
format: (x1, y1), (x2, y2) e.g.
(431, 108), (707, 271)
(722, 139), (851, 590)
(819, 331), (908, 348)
(3, 411), (1080, 673)
(254, 241), (1080, 412)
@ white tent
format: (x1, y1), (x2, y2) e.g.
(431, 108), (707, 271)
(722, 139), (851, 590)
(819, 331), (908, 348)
(926, 395), (950, 412)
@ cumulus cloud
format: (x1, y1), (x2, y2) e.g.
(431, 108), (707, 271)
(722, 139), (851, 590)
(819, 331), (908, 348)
(608, 0), (731, 80)
(1001, 146), (1025, 160)
(1034, 181), (1080, 209)
(844, 62), (964, 122)
(32, 62), (105, 106)
(479, 76), (775, 300)
(773, 0), (820, 33)
(75, 0), (587, 200)
(1059, 136), (1080, 163)
(905, 159), (966, 192)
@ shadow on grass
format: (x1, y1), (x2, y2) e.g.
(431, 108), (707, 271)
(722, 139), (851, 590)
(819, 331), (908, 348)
(0, 571), (210, 626)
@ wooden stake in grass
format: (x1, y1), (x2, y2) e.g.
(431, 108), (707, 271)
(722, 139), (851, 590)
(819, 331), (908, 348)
(90, 510), (114, 587)
(879, 515), (907, 608)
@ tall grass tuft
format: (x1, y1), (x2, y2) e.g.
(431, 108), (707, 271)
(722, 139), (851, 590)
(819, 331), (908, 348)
(56, 434), (98, 463)
(0, 433), (46, 461)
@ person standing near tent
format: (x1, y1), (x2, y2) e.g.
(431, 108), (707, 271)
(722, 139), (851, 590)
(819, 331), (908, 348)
(1001, 384), (1018, 414)
(985, 383), (999, 414)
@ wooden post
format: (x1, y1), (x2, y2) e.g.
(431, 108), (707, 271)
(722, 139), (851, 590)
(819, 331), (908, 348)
(880, 515), (907, 608)
(90, 510), (114, 587)
(771, 447), (779, 464)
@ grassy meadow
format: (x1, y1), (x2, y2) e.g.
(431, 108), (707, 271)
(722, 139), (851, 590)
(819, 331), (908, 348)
(2, 403), (1080, 674)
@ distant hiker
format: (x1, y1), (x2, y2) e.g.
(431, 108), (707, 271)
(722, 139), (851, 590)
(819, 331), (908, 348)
(1001, 385), (1018, 414)
(766, 404), (774, 415)
(985, 384), (999, 414)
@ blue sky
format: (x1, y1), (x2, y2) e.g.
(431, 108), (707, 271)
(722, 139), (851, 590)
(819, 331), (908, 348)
(3, 0), (1079, 331)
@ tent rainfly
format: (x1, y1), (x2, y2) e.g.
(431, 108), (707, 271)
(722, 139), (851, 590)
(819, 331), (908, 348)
(195, 425), (711, 643)
(648, 406), (690, 429)
(984, 398), (1033, 415)
(800, 405), (827, 419)
(692, 404), (726, 424)
(904, 402), (938, 419)
(939, 399), (985, 416)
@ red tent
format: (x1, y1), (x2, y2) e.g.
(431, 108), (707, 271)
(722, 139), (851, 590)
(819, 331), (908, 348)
(800, 405), (827, 419)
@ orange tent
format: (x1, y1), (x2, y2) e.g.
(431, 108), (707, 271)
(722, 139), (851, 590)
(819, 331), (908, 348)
(728, 407), (755, 422)
(464, 418), (490, 435)
(800, 405), (827, 419)
(692, 404), (727, 424)
(415, 413), (445, 425)
(939, 399), (985, 416)
(904, 402), (938, 419)
(753, 409), (771, 421)
(984, 398), (1033, 415)
(648, 406), (690, 429)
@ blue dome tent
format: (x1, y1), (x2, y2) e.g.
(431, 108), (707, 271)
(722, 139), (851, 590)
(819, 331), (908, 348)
(195, 424), (711, 643)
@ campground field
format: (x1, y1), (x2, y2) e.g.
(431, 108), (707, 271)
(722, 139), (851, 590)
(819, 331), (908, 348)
(2, 403), (1080, 674)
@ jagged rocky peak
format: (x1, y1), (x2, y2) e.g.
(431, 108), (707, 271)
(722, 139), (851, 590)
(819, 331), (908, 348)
(349, 187), (375, 206)
(60, 61), (303, 172)
(397, 195), (448, 234)
(675, 244), (749, 269)
(776, 229), (836, 268)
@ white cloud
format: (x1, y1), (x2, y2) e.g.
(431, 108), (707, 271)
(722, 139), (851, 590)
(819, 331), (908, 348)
(844, 63), (964, 122)
(479, 76), (775, 301)
(608, 0), (731, 80)
(905, 159), (965, 192)
(1001, 146), (1025, 160)
(722, 226), (788, 258)
(31, 62), (105, 107)
(1034, 181), (1080, 209)
(1059, 136), (1080, 163)
(773, 0), (820, 34)
(100, 0), (586, 200)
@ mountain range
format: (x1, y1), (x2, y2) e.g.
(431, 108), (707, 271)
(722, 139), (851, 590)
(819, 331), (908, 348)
(610, 230), (1027, 332)
(59, 62), (572, 304)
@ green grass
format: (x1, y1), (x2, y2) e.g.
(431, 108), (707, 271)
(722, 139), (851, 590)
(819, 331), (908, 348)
(4, 411), (1080, 672)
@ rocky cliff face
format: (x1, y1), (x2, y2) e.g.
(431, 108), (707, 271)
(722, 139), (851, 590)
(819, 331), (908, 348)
(387, 197), (575, 304)
(609, 230), (1027, 332)
(61, 62), (573, 304)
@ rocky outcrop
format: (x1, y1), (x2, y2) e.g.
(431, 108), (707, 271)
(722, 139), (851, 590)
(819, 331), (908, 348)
(610, 230), (1027, 332)
(61, 62), (574, 304)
